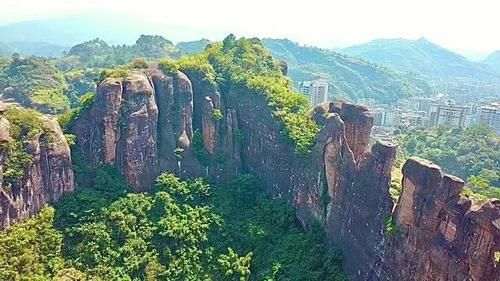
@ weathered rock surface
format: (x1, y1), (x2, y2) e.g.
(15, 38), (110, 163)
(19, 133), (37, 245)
(0, 116), (74, 230)
(72, 69), (500, 280)
(379, 158), (500, 281)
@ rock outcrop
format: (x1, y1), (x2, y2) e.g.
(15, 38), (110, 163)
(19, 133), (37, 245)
(0, 113), (74, 230)
(72, 68), (500, 280)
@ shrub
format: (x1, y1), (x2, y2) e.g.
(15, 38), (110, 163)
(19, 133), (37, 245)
(158, 59), (179, 76)
(129, 58), (149, 69)
(212, 109), (223, 121)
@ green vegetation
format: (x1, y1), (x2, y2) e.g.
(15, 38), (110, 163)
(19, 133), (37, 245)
(0, 54), (69, 113)
(61, 36), (181, 71)
(192, 130), (211, 166)
(63, 68), (98, 107)
(397, 125), (500, 199)
(0, 207), (65, 280)
(31, 88), (70, 112)
(161, 36), (319, 154)
(176, 54), (217, 86)
(0, 166), (346, 280)
(342, 38), (498, 82)
(213, 109), (223, 121)
(57, 92), (95, 130)
(262, 38), (431, 103)
(204, 35), (319, 154)
(384, 216), (398, 236)
(2, 107), (45, 186)
(158, 59), (179, 76)
(97, 67), (131, 83)
(176, 39), (211, 55)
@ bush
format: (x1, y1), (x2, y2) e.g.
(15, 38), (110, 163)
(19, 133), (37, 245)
(30, 88), (70, 113)
(129, 58), (149, 69)
(212, 109), (223, 121)
(3, 106), (43, 140)
(158, 59), (179, 76)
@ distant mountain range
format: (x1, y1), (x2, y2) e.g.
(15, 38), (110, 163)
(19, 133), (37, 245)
(483, 51), (500, 75)
(341, 38), (499, 82)
(1, 15), (499, 101)
(262, 39), (431, 102)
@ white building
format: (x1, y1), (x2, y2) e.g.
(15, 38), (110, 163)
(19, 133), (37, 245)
(298, 79), (329, 106)
(429, 104), (467, 128)
(478, 104), (500, 134)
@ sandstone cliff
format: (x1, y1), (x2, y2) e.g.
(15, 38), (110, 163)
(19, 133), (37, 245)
(72, 67), (499, 280)
(0, 106), (74, 230)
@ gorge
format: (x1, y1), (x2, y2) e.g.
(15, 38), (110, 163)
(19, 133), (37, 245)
(0, 37), (498, 281)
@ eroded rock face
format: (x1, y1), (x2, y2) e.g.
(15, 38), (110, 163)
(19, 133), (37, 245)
(378, 158), (500, 281)
(73, 70), (200, 191)
(0, 117), (74, 230)
(72, 69), (499, 280)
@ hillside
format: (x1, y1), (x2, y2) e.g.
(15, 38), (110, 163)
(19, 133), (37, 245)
(57, 35), (181, 70)
(483, 50), (500, 74)
(0, 55), (69, 113)
(0, 35), (499, 281)
(342, 38), (498, 81)
(176, 39), (211, 54)
(262, 38), (431, 102)
(0, 42), (11, 57)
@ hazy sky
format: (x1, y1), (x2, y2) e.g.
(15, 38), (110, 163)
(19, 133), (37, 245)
(1, 0), (500, 54)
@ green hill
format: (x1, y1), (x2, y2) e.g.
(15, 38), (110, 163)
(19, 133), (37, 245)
(262, 38), (431, 102)
(342, 38), (498, 81)
(483, 51), (500, 74)
(176, 39), (211, 54)
(0, 54), (69, 113)
(58, 35), (181, 70)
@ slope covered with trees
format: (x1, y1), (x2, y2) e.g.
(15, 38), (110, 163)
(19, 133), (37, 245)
(0, 167), (346, 280)
(0, 54), (69, 113)
(176, 39), (211, 55)
(342, 38), (498, 82)
(483, 50), (500, 75)
(396, 125), (500, 199)
(262, 39), (431, 103)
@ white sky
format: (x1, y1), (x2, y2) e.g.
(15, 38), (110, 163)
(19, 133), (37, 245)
(1, 0), (500, 54)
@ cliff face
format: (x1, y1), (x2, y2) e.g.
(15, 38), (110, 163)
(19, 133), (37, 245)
(0, 111), (74, 230)
(72, 69), (242, 191)
(72, 67), (500, 280)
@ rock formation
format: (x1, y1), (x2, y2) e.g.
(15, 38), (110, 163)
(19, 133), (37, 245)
(68, 67), (500, 280)
(0, 110), (74, 230)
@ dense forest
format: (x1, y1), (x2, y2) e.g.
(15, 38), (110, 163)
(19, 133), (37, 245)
(261, 39), (431, 103)
(0, 35), (347, 280)
(0, 166), (346, 280)
(396, 125), (500, 199)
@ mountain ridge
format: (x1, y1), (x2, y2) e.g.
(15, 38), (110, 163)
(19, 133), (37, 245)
(342, 37), (499, 81)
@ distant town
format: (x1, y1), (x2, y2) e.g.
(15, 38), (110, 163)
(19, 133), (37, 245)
(298, 78), (500, 141)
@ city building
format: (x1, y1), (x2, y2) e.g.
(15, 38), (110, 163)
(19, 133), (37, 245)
(429, 104), (467, 128)
(298, 79), (329, 106)
(478, 103), (500, 134)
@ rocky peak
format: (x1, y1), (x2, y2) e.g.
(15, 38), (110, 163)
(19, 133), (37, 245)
(0, 112), (74, 230)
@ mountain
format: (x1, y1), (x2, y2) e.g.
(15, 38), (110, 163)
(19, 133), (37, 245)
(56, 35), (181, 71)
(8, 41), (69, 57)
(342, 38), (498, 81)
(483, 50), (500, 74)
(176, 39), (211, 54)
(0, 35), (498, 281)
(0, 42), (12, 57)
(262, 38), (431, 102)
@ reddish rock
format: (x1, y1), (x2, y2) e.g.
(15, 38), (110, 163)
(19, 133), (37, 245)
(202, 96), (216, 154)
(117, 73), (159, 192)
(0, 117), (74, 230)
(380, 157), (500, 281)
(71, 67), (499, 281)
